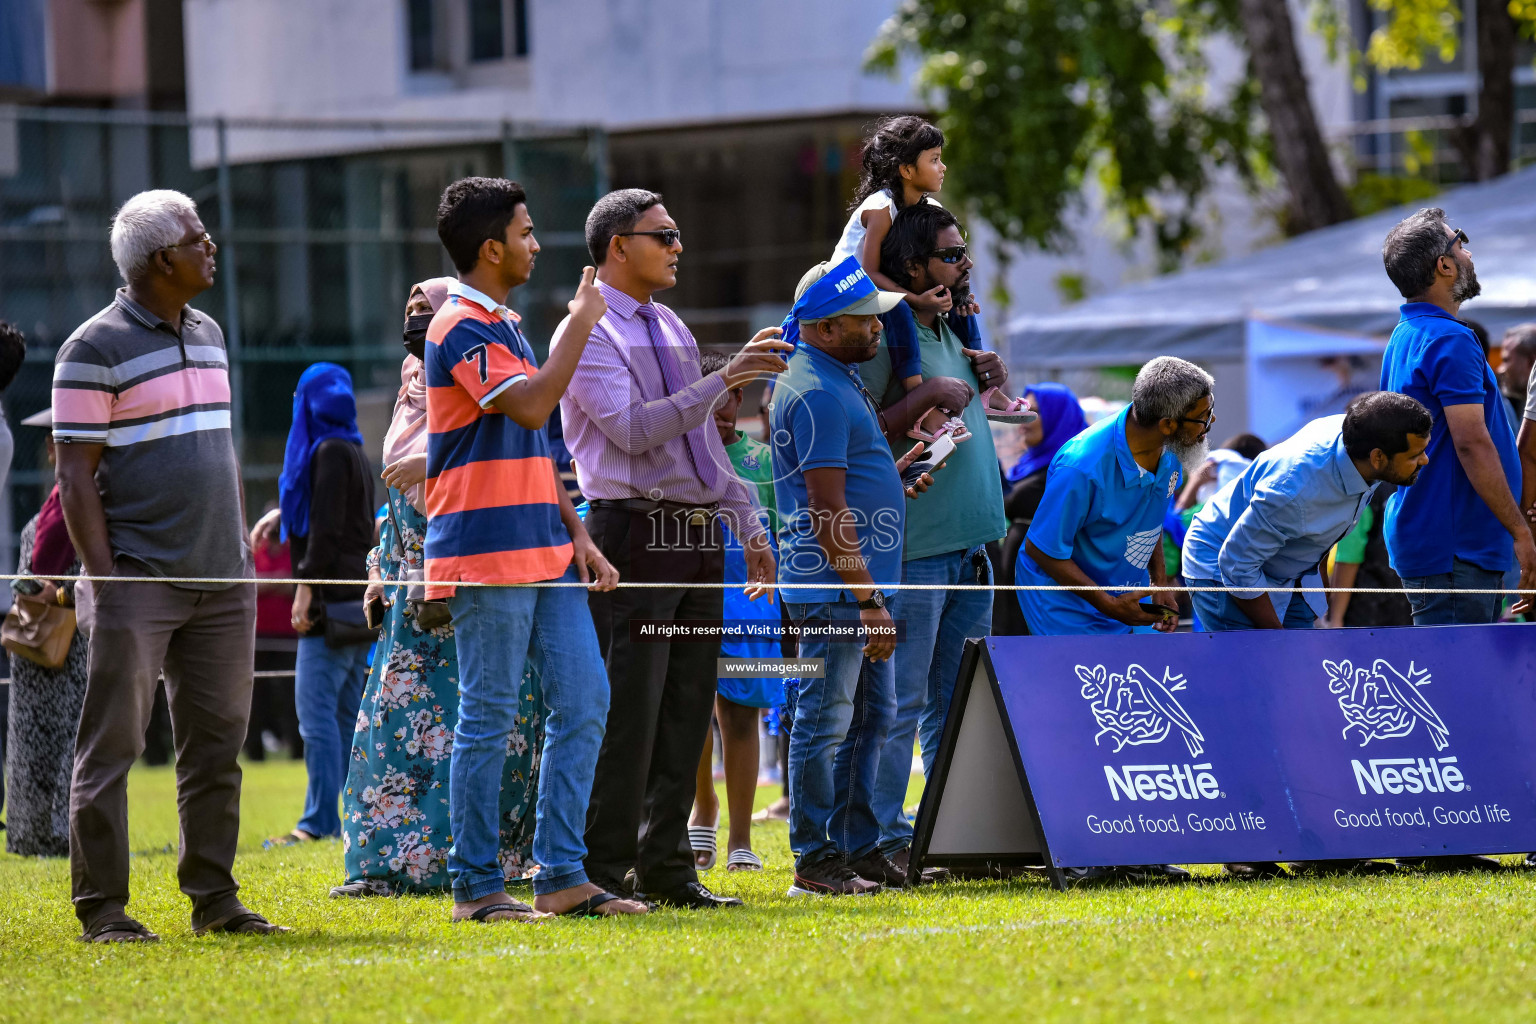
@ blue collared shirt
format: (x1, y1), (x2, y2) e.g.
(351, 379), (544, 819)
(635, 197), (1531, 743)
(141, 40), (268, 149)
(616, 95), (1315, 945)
(770, 342), (905, 603)
(1380, 302), (1518, 577)
(1017, 406), (1181, 635)
(1182, 415), (1370, 620)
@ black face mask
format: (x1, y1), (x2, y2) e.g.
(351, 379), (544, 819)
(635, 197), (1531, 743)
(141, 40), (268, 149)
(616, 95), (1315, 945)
(403, 313), (433, 360)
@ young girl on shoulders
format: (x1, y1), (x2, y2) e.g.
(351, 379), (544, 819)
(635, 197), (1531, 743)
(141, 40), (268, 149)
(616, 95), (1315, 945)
(834, 115), (1031, 443)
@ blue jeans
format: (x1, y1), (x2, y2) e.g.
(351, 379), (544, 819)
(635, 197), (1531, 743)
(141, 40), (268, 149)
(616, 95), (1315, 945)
(874, 546), (993, 855)
(448, 568), (609, 901)
(1187, 580), (1318, 631)
(294, 635), (370, 837)
(1400, 558), (1505, 625)
(784, 599), (894, 871)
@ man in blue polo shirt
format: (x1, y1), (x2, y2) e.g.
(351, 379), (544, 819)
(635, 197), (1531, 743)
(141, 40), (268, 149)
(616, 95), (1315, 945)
(1018, 356), (1214, 639)
(770, 257), (937, 898)
(1378, 208), (1536, 624)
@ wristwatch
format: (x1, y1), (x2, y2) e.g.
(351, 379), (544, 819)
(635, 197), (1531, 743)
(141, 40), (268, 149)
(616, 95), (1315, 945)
(857, 591), (886, 611)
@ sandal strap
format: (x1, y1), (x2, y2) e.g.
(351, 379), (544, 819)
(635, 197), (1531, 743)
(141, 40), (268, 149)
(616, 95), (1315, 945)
(687, 824), (718, 852)
(725, 849), (763, 868)
(467, 899), (536, 922)
(83, 917), (155, 941)
(560, 891), (622, 917)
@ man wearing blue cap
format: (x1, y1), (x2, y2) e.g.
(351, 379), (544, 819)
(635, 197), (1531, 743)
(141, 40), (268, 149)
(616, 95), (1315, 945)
(771, 256), (937, 897)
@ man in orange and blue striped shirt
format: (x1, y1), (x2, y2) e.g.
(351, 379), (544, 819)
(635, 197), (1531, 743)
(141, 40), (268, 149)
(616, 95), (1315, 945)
(425, 176), (647, 922)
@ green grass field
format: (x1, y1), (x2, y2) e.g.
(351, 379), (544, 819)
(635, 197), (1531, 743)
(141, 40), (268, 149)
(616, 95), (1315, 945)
(4, 760), (1536, 1023)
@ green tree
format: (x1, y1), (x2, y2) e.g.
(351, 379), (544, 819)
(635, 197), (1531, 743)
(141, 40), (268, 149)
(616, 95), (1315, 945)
(1323, 0), (1536, 181)
(866, 0), (1265, 264)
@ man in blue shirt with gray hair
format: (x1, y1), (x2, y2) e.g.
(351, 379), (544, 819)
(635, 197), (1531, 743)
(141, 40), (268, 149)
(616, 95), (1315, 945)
(1018, 356), (1215, 638)
(1182, 392), (1431, 632)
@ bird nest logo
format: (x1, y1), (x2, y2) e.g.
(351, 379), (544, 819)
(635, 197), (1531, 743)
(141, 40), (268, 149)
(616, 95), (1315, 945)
(1323, 659), (1449, 751)
(1076, 664), (1206, 758)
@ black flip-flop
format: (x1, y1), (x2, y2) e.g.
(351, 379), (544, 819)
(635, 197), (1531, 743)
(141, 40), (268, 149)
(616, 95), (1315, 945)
(193, 909), (291, 936)
(463, 899), (539, 923)
(559, 891), (625, 918)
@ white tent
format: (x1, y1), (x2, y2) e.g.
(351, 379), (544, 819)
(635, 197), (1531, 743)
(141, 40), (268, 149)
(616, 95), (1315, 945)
(1005, 164), (1536, 368)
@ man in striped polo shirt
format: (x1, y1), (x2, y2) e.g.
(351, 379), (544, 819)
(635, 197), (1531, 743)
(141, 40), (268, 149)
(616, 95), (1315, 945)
(426, 177), (647, 921)
(53, 190), (284, 941)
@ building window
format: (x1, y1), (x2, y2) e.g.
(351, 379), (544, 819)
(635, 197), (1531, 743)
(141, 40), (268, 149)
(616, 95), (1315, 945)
(469, 0), (529, 63)
(469, 0), (504, 61)
(512, 0), (528, 57)
(407, 0), (437, 71)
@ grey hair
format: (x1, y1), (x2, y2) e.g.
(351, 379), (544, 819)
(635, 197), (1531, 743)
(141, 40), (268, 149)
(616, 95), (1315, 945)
(585, 188), (664, 265)
(1502, 323), (1536, 358)
(1381, 206), (1449, 300)
(1131, 356), (1214, 425)
(110, 189), (199, 283)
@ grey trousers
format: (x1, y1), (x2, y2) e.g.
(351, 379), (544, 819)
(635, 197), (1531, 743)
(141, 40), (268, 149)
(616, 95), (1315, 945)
(69, 577), (256, 931)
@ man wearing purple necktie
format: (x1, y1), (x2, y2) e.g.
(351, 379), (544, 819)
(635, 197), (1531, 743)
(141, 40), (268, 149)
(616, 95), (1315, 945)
(556, 189), (792, 908)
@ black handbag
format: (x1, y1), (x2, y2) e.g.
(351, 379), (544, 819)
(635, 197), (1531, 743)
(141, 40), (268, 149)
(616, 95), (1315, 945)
(321, 596), (378, 649)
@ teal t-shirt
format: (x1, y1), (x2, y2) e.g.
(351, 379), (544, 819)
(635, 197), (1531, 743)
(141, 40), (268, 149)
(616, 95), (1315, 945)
(858, 317), (1007, 562)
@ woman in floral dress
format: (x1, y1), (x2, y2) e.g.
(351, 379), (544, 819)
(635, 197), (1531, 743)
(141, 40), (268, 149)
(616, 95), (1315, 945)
(330, 279), (542, 896)
(5, 483), (88, 858)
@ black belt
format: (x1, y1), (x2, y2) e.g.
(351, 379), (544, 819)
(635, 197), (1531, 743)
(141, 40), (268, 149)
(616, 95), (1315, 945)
(589, 497), (720, 527)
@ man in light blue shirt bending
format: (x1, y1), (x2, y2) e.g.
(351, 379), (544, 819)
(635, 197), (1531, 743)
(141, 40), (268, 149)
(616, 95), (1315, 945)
(1183, 392), (1431, 632)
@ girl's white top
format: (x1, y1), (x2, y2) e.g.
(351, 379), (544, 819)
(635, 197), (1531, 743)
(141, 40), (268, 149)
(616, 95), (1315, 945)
(830, 190), (942, 265)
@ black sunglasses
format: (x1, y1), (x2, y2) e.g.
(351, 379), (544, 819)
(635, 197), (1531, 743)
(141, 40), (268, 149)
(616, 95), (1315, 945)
(929, 244), (968, 264)
(1442, 227), (1468, 255)
(617, 228), (681, 247)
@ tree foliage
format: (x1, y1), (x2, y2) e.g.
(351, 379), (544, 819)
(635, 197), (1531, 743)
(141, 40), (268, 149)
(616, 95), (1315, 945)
(867, 0), (1264, 261)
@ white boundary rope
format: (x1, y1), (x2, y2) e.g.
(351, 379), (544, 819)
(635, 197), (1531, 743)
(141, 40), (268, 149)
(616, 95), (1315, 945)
(11, 572), (1528, 595)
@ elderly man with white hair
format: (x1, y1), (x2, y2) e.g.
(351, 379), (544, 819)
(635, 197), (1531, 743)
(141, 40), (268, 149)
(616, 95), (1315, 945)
(54, 190), (285, 941)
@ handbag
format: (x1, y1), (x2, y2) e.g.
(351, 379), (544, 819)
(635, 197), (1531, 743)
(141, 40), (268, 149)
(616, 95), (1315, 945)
(321, 595), (378, 649)
(2, 592), (77, 670)
(386, 498), (452, 630)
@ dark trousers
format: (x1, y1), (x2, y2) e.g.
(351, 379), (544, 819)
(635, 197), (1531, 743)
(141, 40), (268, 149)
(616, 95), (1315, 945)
(582, 506), (724, 892)
(69, 577), (256, 931)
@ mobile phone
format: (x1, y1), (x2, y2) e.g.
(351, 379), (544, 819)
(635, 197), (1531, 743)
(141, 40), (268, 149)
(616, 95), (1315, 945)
(900, 434), (957, 488)
(1139, 601), (1175, 618)
(364, 595), (386, 631)
(13, 577), (42, 597)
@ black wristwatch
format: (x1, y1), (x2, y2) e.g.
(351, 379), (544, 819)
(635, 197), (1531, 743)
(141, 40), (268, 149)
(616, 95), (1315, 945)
(857, 591), (886, 611)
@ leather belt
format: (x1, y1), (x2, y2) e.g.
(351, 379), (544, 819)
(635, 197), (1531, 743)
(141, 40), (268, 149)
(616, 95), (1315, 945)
(589, 497), (719, 528)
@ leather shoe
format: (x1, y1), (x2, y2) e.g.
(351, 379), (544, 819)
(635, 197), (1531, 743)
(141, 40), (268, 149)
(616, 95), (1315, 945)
(646, 880), (744, 909)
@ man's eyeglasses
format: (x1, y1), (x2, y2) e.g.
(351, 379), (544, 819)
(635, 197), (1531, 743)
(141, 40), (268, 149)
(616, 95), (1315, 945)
(1179, 410), (1216, 434)
(617, 229), (682, 247)
(929, 244), (968, 264)
(162, 232), (213, 253)
(1443, 227), (1469, 256)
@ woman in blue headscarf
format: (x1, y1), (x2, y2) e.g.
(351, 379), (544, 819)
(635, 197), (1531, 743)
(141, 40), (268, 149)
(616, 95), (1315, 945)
(269, 362), (376, 846)
(993, 383), (1088, 635)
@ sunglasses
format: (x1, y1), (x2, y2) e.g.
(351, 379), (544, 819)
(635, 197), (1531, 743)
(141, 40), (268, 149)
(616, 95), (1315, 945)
(617, 228), (681, 247)
(1442, 227), (1468, 255)
(929, 244), (968, 264)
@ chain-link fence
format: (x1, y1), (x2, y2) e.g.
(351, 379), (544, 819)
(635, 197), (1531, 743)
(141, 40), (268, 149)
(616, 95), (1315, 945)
(0, 105), (605, 561)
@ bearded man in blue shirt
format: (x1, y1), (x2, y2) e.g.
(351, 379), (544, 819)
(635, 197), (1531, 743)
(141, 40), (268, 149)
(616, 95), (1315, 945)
(1018, 356), (1215, 639)
(1378, 208), (1536, 624)
(1182, 392), (1431, 633)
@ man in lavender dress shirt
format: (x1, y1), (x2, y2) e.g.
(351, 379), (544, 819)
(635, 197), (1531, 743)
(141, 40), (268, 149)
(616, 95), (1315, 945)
(556, 189), (792, 908)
